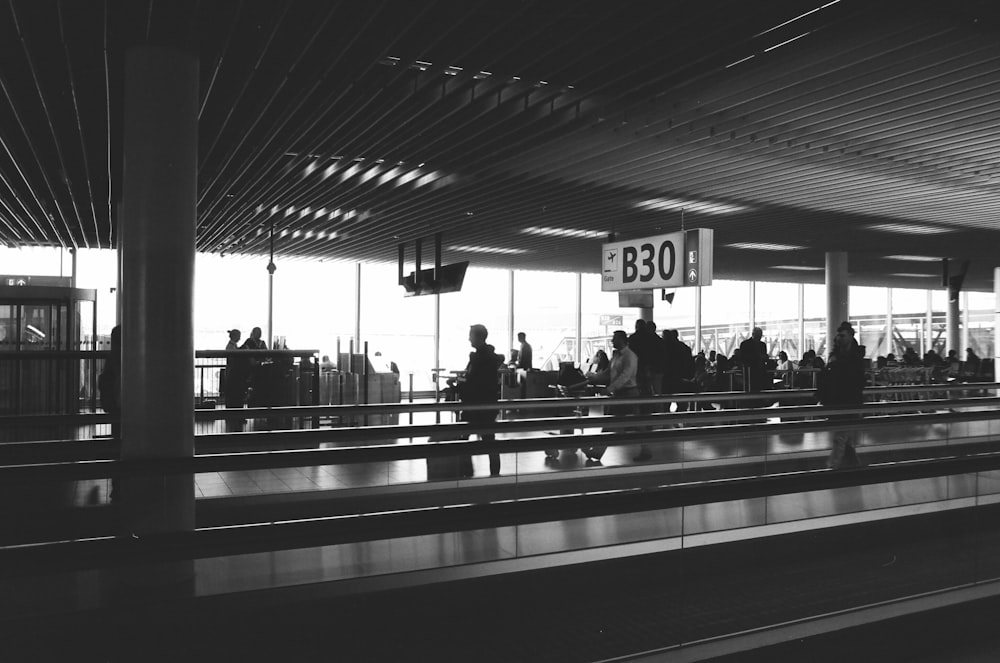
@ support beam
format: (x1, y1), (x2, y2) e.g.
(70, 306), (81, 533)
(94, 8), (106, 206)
(825, 252), (849, 356)
(119, 44), (197, 539)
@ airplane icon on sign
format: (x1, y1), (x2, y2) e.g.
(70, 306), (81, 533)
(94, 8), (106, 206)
(604, 250), (617, 272)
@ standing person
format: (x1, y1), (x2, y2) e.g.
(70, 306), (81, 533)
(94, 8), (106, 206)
(98, 325), (121, 501)
(516, 331), (533, 370)
(584, 330), (639, 464)
(818, 321), (867, 469)
(455, 324), (503, 476)
(241, 326), (267, 350)
(223, 329), (248, 431)
(662, 329), (694, 413)
(241, 326), (268, 407)
(99, 325), (122, 439)
(739, 327), (769, 394)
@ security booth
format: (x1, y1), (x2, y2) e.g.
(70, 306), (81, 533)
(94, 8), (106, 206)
(0, 276), (98, 415)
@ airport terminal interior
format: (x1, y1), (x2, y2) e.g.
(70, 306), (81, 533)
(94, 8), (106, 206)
(3, 1), (1000, 660)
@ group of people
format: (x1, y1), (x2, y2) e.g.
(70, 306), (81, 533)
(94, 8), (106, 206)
(223, 326), (268, 430)
(445, 318), (875, 475)
(881, 346), (981, 376)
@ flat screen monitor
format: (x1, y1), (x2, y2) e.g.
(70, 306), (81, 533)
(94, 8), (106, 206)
(401, 261), (469, 296)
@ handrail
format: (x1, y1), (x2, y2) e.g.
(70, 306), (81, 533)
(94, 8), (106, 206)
(3, 393), (999, 464)
(2, 381), (995, 427)
(4, 401), (1000, 483)
(6, 449), (1000, 572)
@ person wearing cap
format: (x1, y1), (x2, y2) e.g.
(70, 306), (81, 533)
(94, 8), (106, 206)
(818, 321), (866, 469)
(225, 329), (241, 350)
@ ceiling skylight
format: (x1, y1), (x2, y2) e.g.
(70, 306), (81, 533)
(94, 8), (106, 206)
(448, 245), (528, 255)
(521, 226), (606, 240)
(884, 255), (941, 262)
(635, 198), (747, 215)
(867, 223), (951, 235)
(727, 242), (805, 251)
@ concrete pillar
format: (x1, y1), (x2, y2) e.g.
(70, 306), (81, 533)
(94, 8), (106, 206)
(825, 252), (849, 357)
(946, 291), (960, 357)
(119, 44), (197, 535)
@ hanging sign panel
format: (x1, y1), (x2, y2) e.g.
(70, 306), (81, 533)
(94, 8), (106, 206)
(601, 228), (713, 291)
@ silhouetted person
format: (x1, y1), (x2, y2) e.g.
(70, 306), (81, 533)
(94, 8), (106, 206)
(738, 327), (768, 394)
(98, 326), (121, 501)
(224, 328), (248, 431)
(516, 332), (533, 370)
(454, 324), (503, 476)
(241, 326), (267, 350)
(818, 321), (866, 469)
(586, 329), (640, 463)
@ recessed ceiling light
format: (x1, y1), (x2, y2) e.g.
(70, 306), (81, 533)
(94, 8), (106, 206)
(727, 242), (805, 251)
(448, 245), (528, 255)
(636, 197), (748, 215)
(884, 255), (941, 262)
(521, 226), (606, 239)
(889, 273), (934, 278)
(868, 223), (951, 235)
(772, 265), (824, 271)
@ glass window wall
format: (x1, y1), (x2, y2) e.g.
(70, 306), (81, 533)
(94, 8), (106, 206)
(701, 280), (751, 357)
(513, 271), (578, 371)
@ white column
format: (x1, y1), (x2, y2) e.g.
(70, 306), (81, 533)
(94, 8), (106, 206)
(825, 252), (849, 356)
(574, 273), (582, 365)
(925, 290), (933, 354)
(962, 291), (970, 354)
(798, 283), (805, 353)
(507, 270), (515, 360)
(354, 262), (362, 348)
(886, 288), (893, 357)
(694, 285), (702, 353)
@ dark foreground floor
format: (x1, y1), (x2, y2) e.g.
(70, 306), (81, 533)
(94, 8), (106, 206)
(7, 505), (1000, 663)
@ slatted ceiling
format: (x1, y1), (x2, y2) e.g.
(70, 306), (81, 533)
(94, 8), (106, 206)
(2, 1), (999, 289)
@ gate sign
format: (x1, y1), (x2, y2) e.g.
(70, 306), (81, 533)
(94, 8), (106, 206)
(601, 228), (713, 291)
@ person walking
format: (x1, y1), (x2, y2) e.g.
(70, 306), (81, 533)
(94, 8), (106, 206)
(584, 330), (639, 464)
(818, 321), (867, 469)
